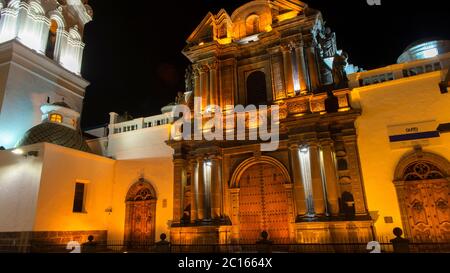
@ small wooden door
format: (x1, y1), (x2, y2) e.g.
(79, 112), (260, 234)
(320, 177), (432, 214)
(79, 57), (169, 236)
(124, 184), (157, 249)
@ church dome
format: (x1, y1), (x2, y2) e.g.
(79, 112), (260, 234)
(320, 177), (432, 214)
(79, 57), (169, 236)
(17, 122), (91, 152)
(397, 39), (450, 63)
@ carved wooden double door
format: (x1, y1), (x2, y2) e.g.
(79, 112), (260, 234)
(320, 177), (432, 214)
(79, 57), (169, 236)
(125, 200), (156, 248)
(399, 179), (450, 242)
(239, 163), (291, 243)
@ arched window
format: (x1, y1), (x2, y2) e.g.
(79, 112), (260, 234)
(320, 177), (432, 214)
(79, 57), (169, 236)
(46, 20), (58, 59)
(402, 161), (445, 181)
(246, 71), (268, 106)
(49, 114), (63, 123)
(246, 14), (260, 36)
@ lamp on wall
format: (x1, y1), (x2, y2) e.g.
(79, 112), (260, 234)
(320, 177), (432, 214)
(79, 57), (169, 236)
(105, 207), (113, 215)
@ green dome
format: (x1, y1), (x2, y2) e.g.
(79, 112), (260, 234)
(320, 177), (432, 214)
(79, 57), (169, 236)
(17, 122), (91, 152)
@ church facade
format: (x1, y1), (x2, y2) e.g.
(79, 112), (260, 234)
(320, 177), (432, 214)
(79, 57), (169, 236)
(0, 0), (449, 252)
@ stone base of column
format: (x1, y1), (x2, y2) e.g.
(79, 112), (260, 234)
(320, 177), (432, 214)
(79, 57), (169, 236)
(170, 225), (233, 249)
(294, 220), (375, 246)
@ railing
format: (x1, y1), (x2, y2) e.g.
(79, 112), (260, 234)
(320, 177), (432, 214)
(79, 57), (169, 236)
(1, 240), (449, 253)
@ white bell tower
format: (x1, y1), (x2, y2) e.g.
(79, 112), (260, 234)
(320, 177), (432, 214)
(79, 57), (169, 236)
(0, 0), (93, 148)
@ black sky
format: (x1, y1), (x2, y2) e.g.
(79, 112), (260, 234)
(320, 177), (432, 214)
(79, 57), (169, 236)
(80, 0), (450, 129)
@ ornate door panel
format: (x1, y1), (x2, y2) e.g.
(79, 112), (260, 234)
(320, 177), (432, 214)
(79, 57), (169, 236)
(128, 201), (156, 245)
(401, 180), (450, 242)
(124, 182), (157, 249)
(239, 163), (290, 243)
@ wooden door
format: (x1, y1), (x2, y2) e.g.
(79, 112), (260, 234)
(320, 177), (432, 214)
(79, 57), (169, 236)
(401, 179), (450, 242)
(239, 163), (290, 243)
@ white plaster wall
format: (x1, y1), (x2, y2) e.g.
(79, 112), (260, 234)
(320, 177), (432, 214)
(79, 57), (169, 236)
(33, 143), (115, 232)
(106, 125), (174, 160)
(0, 144), (44, 232)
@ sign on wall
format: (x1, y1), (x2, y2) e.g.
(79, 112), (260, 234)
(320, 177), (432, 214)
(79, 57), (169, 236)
(387, 121), (441, 149)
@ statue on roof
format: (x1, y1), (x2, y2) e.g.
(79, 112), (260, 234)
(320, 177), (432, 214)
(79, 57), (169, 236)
(317, 27), (337, 58)
(332, 51), (349, 89)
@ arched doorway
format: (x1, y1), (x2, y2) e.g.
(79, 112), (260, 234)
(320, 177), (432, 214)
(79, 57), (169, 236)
(124, 180), (157, 249)
(394, 151), (450, 243)
(246, 71), (268, 106)
(231, 156), (293, 244)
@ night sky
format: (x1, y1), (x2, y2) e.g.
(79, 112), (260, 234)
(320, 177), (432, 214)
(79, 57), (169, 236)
(80, 0), (449, 129)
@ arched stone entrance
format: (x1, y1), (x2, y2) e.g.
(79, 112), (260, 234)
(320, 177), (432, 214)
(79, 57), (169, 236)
(230, 156), (294, 244)
(394, 150), (450, 242)
(124, 179), (157, 248)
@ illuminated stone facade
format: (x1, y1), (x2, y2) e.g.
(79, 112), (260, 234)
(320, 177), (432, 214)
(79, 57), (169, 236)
(0, 0), (449, 252)
(169, 0), (373, 245)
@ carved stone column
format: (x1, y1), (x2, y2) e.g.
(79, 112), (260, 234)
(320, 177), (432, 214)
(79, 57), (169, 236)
(210, 156), (222, 219)
(321, 140), (340, 216)
(293, 42), (308, 94)
(309, 143), (326, 215)
(190, 159), (198, 222)
(281, 45), (295, 97)
(197, 156), (206, 220)
(173, 159), (185, 224)
(199, 65), (209, 111)
(209, 61), (218, 107)
(306, 44), (320, 92)
(289, 144), (307, 216)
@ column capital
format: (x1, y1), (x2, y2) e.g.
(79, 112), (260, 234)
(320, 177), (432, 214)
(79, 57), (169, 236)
(281, 43), (292, 53)
(319, 139), (334, 147)
(289, 143), (300, 151)
(208, 60), (219, 70)
(173, 158), (186, 166)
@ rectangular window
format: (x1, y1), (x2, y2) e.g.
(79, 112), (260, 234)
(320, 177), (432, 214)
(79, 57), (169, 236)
(73, 182), (86, 213)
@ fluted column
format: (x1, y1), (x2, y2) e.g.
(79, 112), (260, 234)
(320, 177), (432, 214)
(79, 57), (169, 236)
(196, 156), (206, 220)
(321, 140), (340, 216)
(281, 45), (295, 97)
(289, 144), (307, 216)
(306, 45), (320, 92)
(293, 42), (308, 94)
(173, 159), (185, 223)
(309, 143), (326, 215)
(209, 61), (218, 107)
(210, 156), (222, 218)
(190, 159), (198, 222)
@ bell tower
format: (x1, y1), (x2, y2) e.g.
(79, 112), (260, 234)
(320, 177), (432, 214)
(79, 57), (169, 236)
(0, 0), (93, 148)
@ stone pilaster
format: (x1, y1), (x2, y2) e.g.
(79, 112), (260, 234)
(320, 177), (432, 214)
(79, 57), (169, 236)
(190, 159), (198, 222)
(173, 159), (185, 224)
(209, 61), (218, 107)
(343, 136), (369, 215)
(293, 42), (308, 94)
(197, 156), (206, 220)
(309, 143), (326, 215)
(281, 44), (295, 97)
(210, 156), (222, 219)
(306, 45), (320, 92)
(199, 65), (209, 111)
(289, 144), (307, 216)
(321, 140), (340, 216)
